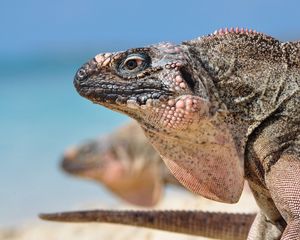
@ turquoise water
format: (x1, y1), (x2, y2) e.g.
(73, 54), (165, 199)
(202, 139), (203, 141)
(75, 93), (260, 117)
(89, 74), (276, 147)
(0, 55), (129, 227)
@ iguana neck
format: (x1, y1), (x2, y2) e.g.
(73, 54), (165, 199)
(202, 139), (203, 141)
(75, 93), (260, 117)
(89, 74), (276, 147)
(184, 30), (299, 138)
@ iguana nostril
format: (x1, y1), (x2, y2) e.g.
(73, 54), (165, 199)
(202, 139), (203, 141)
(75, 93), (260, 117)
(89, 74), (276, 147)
(75, 68), (87, 81)
(74, 59), (98, 83)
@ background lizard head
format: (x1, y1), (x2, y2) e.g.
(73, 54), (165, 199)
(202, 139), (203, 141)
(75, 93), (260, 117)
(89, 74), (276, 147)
(74, 41), (244, 203)
(61, 123), (163, 207)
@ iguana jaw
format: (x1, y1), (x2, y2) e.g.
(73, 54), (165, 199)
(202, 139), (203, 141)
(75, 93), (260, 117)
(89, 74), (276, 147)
(61, 146), (114, 178)
(74, 73), (171, 110)
(73, 43), (208, 129)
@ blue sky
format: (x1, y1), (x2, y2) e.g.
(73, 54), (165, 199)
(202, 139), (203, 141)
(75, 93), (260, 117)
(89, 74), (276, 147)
(2, 0), (300, 57)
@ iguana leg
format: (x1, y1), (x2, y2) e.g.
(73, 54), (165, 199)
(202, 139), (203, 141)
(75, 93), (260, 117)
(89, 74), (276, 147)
(266, 154), (300, 240)
(247, 212), (282, 240)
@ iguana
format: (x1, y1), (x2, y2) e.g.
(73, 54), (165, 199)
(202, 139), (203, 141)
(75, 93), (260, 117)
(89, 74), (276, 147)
(62, 122), (181, 207)
(41, 28), (300, 239)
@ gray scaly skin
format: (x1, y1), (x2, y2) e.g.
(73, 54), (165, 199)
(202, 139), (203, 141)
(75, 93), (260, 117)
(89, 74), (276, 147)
(62, 122), (180, 207)
(41, 28), (300, 239)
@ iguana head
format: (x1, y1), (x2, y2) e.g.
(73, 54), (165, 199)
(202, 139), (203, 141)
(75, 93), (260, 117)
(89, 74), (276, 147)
(74, 41), (244, 203)
(61, 139), (120, 181)
(74, 43), (211, 132)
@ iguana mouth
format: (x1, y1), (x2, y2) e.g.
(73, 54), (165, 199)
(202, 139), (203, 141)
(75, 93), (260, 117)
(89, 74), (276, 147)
(74, 60), (174, 106)
(75, 79), (173, 105)
(62, 160), (102, 174)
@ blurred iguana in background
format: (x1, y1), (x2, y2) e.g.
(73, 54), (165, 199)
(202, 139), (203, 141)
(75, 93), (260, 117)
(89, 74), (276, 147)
(61, 122), (179, 207)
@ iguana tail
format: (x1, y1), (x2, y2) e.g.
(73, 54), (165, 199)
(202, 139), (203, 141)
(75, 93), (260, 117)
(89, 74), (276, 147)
(40, 210), (255, 240)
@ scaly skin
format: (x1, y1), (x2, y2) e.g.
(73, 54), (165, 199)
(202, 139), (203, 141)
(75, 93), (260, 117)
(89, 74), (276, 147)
(62, 121), (180, 207)
(42, 28), (299, 239)
(40, 210), (255, 240)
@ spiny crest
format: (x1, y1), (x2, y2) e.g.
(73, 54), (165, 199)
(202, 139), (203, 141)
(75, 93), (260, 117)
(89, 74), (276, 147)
(194, 27), (276, 42)
(211, 27), (259, 36)
(185, 27), (282, 66)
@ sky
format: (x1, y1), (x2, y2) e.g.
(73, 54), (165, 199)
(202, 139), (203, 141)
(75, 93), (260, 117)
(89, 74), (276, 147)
(1, 0), (300, 58)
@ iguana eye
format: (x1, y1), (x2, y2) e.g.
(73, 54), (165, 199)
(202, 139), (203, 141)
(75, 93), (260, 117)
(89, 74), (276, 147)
(117, 53), (150, 76)
(123, 55), (145, 71)
(125, 59), (139, 70)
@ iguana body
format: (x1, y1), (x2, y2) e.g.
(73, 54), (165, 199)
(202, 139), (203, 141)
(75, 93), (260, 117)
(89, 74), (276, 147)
(62, 122), (180, 206)
(42, 28), (300, 239)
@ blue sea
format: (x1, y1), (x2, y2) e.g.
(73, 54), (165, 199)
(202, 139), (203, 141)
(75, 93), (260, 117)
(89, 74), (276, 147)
(0, 53), (129, 227)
